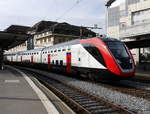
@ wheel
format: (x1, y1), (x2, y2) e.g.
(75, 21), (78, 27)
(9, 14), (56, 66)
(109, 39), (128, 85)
(88, 73), (95, 81)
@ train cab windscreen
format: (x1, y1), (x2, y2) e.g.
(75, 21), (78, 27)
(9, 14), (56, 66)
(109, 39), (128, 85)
(106, 41), (132, 70)
(106, 42), (129, 58)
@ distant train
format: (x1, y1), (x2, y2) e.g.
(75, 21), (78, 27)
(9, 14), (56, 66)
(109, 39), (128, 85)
(4, 37), (135, 80)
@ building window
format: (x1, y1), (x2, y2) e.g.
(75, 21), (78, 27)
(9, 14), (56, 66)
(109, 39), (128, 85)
(132, 8), (150, 25)
(40, 40), (42, 44)
(48, 38), (51, 42)
(44, 39), (46, 43)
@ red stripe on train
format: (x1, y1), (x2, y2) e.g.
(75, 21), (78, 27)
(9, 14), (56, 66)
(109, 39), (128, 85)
(48, 54), (51, 69)
(66, 53), (71, 72)
(31, 56), (33, 64)
(21, 56), (22, 62)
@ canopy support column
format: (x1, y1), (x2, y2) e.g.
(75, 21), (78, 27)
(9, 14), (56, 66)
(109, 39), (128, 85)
(0, 48), (4, 70)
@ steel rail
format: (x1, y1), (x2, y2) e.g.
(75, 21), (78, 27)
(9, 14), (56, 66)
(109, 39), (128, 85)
(19, 67), (134, 114)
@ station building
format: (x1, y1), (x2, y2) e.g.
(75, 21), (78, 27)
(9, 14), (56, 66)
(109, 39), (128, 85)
(106, 0), (150, 67)
(7, 21), (96, 52)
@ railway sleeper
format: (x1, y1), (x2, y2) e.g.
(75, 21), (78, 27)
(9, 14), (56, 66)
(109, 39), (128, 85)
(62, 91), (79, 94)
(71, 96), (89, 99)
(82, 103), (100, 107)
(74, 99), (94, 102)
(69, 96), (88, 100)
(86, 106), (109, 110)
(77, 100), (99, 105)
(90, 108), (119, 114)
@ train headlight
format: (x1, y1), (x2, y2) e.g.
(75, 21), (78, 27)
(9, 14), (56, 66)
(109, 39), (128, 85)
(129, 59), (132, 63)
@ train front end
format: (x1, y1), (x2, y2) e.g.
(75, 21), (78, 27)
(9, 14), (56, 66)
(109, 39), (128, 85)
(103, 39), (135, 78)
(80, 37), (135, 80)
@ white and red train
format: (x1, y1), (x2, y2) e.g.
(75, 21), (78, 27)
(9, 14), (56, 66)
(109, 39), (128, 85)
(4, 37), (135, 80)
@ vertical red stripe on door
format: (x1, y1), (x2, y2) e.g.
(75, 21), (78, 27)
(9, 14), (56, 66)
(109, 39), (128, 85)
(66, 52), (71, 72)
(31, 56), (33, 64)
(21, 56), (22, 62)
(48, 54), (51, 69)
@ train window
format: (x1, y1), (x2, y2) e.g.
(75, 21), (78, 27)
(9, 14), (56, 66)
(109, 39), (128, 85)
(62, 49), (66, 51)
(58, 49), (61, 52)
(60, 60), (63, 66)
(56, 60), (58, 65)
(43, 52), (44, 54)
(54, 50), (57, 52)
(78, 58), (81, 61)
(82, 43), (106, 67)
(52, 60), (54, 64)
(106, 42), (129, 58)
(68, 49), (71, 51)
(51, 50), (53, 53)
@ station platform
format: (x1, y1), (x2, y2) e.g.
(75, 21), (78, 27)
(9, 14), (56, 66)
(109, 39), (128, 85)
(0, 66), (59, 114)
(135, 63), (150, 77)
(136, 69), (150, 77)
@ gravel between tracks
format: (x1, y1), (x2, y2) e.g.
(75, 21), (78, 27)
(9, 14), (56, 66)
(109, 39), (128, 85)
(120, 80), (150, 90)
(30, 69), (150, 114)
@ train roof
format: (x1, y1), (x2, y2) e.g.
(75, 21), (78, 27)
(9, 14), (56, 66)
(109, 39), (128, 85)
(23, 48), (43, 53)
(100, 37), (120, 42)
(41, 37), (121, 50)
(43, 39), (79, 50)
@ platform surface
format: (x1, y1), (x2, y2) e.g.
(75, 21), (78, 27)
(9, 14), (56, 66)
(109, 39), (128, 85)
(0, 67), (57, 114)
(136, 69), (150, 77)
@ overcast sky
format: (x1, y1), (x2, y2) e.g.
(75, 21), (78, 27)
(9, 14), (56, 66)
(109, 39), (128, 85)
(0, 0), (106, 33)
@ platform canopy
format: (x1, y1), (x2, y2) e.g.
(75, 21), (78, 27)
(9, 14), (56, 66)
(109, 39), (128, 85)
(124, 39), (150, 49)
(0, 32), (29, 50)
(0, 25), (30, 50)
(105, 0), (116, 7)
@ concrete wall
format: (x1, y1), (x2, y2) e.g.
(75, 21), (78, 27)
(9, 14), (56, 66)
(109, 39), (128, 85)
(107, 0), (150, 65)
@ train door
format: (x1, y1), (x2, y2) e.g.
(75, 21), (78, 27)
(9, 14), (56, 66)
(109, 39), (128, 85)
(77, 45), (90, 68)
(21, 56), (22, 63)
(31, 56), (33, 64)
(66, 51), (71, 72)
(11, 56), (13, 63)
(48, 54), (51, 69)
(41, 51), (44, 64)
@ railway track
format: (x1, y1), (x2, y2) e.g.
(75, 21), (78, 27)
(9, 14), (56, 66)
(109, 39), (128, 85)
(131, 75), (150, 84)
(19, 67), (133, 114)
(94, 81), (150, 100)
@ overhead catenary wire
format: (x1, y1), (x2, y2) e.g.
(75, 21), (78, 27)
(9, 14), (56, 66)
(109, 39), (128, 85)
(55, 0), (83, 21)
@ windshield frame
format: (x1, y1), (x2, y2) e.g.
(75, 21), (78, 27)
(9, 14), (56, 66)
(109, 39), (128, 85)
(105, 41), (130, 59)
